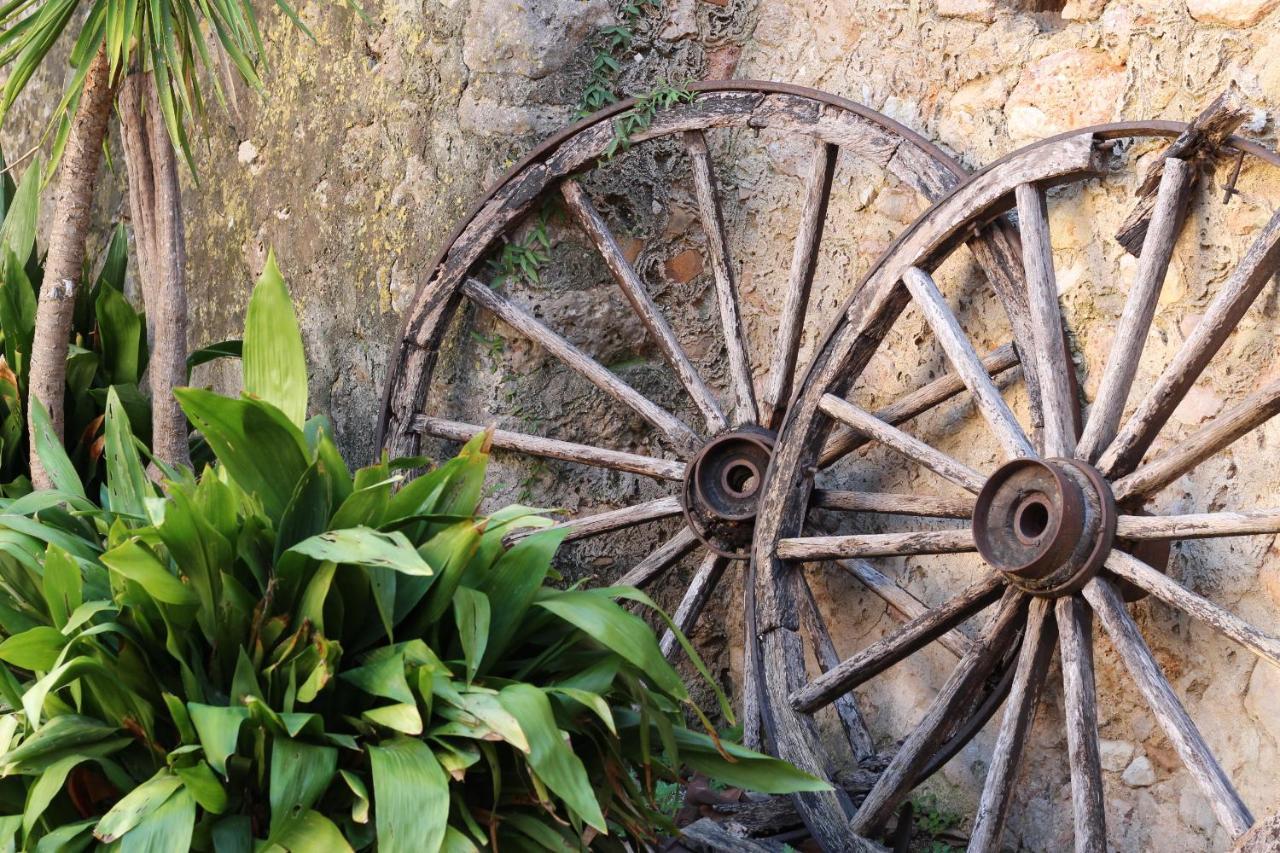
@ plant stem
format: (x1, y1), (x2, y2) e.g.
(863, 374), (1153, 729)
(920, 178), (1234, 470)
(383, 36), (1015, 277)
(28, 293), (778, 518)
(28, 46), (116, 488)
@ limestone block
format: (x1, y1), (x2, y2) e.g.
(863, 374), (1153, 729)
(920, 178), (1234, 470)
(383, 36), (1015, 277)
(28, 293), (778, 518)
(1186, 0), (1280, 26)
(462, 0), (614, 78)
(1006, 48), (1127, 141)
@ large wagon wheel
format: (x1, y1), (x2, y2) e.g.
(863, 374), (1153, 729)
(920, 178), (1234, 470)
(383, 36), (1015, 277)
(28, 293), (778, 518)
(376, 81), (1039, 750)
(758, 122), (1280, 850)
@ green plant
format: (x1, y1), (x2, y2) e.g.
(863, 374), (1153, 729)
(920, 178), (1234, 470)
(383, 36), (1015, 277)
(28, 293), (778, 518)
(487, 208), (553, 289)
(0, 257), (825, 850)
(576, 0), (662, 117)
(912, 794), (965, 852)
(602, 80), (696, 160)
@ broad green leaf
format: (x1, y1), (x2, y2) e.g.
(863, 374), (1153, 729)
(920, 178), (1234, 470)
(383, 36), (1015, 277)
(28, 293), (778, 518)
(0, 715), (118, 774)
(340, 652), (413, 704)
(268, 738), (336, 834)
(104, 387), (153, 519)
(116, 786), (195, 852)
(0, 248), (35, 383)
(339, 770), (369, 824)
(186, 339), (241, 376)
(93, 770), (183, 842)
(100, 540), (197, 606)
(289, 527), (432, 576)
(497, 683), (606, 832)
(362, 703), (422, 735)
(29, 397), (84, 499)
(439, 692), (527, 753)
(270, 810), (352, 853)
(369, 738), (448, 853)
(275, 457), (332, 558)
(96, 222), (129, 293)
(452, 586), (489, 684)
(22, 752), (83, 833)
(35, 818), (95, 852)
(548, 687), (616, 735)
(500, 813), (577, 853)
(187, 703), (248, 776)
(243, 251), (307, 426)
(41, 544), (82, 630)
(173, 760), (227, 814)
(478, 526), (567, 668)
(96, 283), (145, 385)
(0, 156), (38, 264)
(0, 625), (65, 670)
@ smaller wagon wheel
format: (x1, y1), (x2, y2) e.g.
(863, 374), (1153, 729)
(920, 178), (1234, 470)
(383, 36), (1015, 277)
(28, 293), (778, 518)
(376, 82), (1040, 749)
(756, 123), (1280, 851)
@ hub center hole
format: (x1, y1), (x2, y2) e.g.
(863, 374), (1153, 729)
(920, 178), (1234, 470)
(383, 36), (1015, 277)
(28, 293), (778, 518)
(1015, 497), (1050, 544)
(723, 461), (759, 498)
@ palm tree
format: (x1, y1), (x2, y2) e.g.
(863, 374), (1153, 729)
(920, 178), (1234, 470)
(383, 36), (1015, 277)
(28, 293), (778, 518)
(0, 0), (318, 484)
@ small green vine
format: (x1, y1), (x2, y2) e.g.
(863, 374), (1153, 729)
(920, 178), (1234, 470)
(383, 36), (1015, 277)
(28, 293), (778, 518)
(603, 80), (696, 159)
(487, 207), (552, 288)
(577, 0), (662, 117)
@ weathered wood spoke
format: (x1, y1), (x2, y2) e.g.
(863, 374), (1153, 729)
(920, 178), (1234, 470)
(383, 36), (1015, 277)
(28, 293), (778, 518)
(969, 597), (1057, 853)
(461, 278), (702, 453)
(831, 559), (973, 657)
(684, 130), (758, 426)
(762, 139), (838, 430)
(560, 180), (728, 434)
(660, 550), (730, 659)
(1098, 207), (1280, 478)
(1014, 182), (1078, 458)
(1075, 159), (1195, 463)
(777, 528), (975, 561)
(812, 489), (974, 518)
(1105, 550), (1280, 669)
(414, 416), (686, 481)
(503, 495), (683, 547)
(1111, 377), (1280, 502)
(902, 267), (1036, 460)
(819, 343), (1021, 469)
(1117, 509), (1280, 540)
(616, 526), (701, 588)
(796, 571), (876, 760)
(850, 588), (1028, 835)
(819, 394), (987, 494)
(791, 574), (1005, 714)
(1083, 577), (1254, 839)
(1055, 594), (1106, 853)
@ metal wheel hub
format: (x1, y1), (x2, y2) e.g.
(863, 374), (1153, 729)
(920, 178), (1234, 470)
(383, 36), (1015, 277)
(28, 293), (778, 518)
(682, 427), (776, 559)
(972, 457), (1117, 596)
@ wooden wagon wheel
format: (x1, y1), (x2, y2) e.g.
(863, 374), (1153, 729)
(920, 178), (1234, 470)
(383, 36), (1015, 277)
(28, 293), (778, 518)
(756, 117), (1280, 851)
(376, 81), (1045, 749)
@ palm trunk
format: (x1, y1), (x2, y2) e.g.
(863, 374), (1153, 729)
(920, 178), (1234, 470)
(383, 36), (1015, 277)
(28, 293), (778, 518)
(119, 71), (190, 474)
(28, 47), (116, 488)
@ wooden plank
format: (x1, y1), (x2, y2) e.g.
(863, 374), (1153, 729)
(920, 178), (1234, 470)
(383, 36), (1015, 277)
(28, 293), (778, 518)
(762, 139), (838, 429)
(902, 267), (1036, 460)
(1105, 550), (1280, 668)
(1076, 159), (1195, 463)
(685, 129), (758, 426)
(503, 495), (683, 547)
(969, 598), (1057, 852)
(797, 571), (876, 760)
(617, 527), (701, 587)
(1083, 577), (1254, 839)
(415, 415), (686, 481)
(819, 344), (1020, 468)
(819, 394), (987, 494)
(849, 588), (1028, 835)
(660, 551), (730, 658)
(462, 278), (702, 453)
(1116, 510), (1280, 540)
(812, 489), (974, 519)
(1098, 207), (1280, 478)
(1015, 182), (1077, 458)
(560, 179), (728, 434)
(1111, 377), (1280, 502)
(777, 528), (975, 561)
(790, 574), (1005, 713)
(1056, 594), (1107, 853)
(831, 558), (972, 657)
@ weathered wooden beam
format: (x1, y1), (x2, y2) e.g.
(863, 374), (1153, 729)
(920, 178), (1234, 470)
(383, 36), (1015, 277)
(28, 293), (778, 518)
(1056, 594), (1107, 853)
(777, 528), (975, 561)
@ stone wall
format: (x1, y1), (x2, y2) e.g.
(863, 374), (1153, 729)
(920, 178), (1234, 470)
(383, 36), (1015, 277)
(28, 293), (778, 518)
(6, 0), (1280, 850)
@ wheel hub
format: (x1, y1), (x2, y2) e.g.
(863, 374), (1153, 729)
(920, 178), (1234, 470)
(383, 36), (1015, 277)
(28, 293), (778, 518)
(683, 427), (776, 559)
(972, 457), (1117, 596)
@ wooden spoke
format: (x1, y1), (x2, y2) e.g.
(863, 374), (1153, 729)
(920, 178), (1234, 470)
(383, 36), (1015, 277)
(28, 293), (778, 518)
(761, 139), (838, 430)
(1105, 550), (1280, 669)
(1015, 182), (1078, 458)
(560, 180), (728, 434)
(504, 495), (682, 547)
(684, 130), (758, 426)
(777, 528), (975, 561)
(790, 574), (1005, 713)
(819, 394), (987, 493)
(1056, 595), (1107, 853)
(1111, 377), (1280, 502)
(1098, 207), (1280, 478)
(1083, 577), (1254, 839)
(812, 489), (974, 519)
(832, 559), (973, 657)
(796, 571), (876, 761)
(1075, 160), (1195, 463)
(616, 526), (701, 588)
(902, 267), (1036, 460)
(819, 343), (1021, 469)
(969, 598), (1057, 853)
(461, 278), (702, 453)
(660, 550), (729, 658)
(850, 588), (1028, 836)
(741, 559), (763, 751)
(1117, 509), (1280, 540)
(414, 416), (685, 481)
